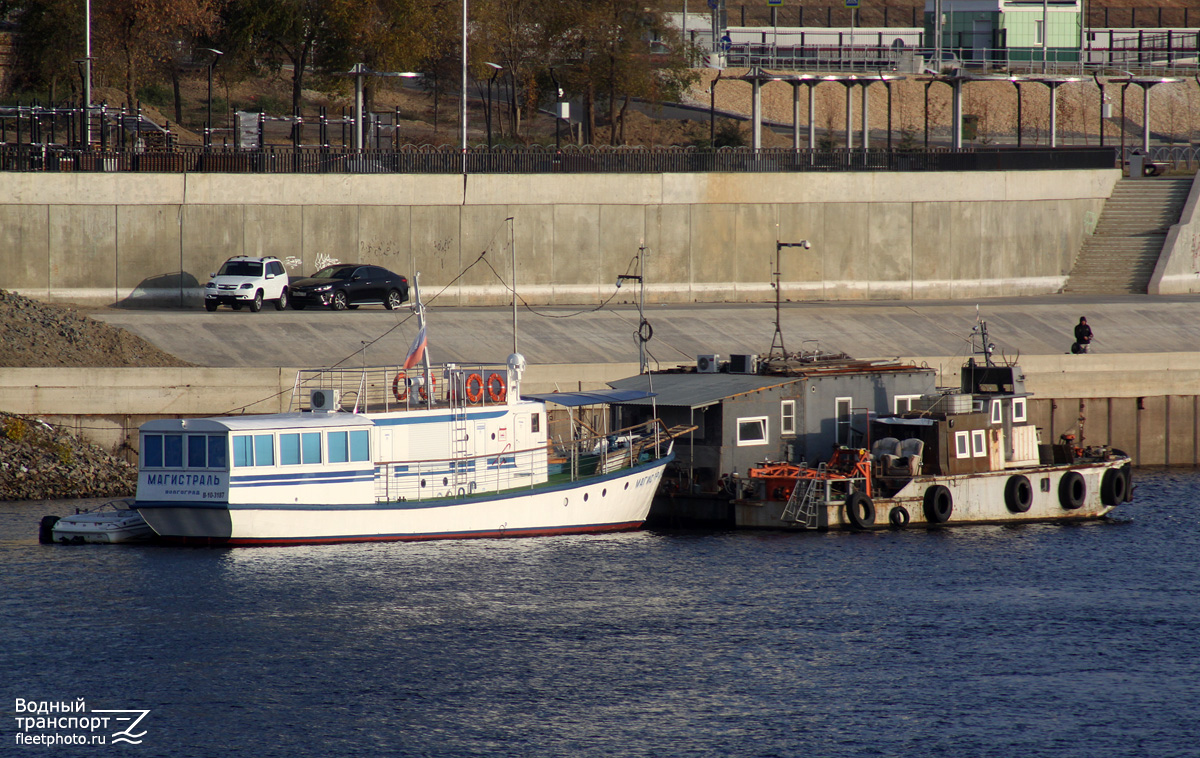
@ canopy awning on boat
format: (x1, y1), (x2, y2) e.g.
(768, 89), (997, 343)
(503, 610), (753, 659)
(521, 389), (656, 407)
(875, 417), (937, 426)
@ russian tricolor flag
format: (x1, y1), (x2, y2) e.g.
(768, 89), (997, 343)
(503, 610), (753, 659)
(403, 326), (427, 369)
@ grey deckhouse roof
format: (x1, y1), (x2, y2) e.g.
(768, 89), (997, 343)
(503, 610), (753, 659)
(608, 373), (803, 409)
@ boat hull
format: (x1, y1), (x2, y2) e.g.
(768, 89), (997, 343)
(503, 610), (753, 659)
(736, 459), (1130, 531)
(137, 455), (669, 545)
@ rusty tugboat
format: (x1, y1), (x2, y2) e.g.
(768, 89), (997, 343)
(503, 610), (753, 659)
(609, 319), (1132, 531)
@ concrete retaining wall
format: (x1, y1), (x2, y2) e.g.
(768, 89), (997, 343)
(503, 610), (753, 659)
(1150, 174), (1200, 294)
(0, 169), (1119, 307)
(2, 354), (1197, 468)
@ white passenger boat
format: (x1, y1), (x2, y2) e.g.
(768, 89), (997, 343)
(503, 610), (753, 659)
(133, 291), (677, 545)
(44, 500), (155, 544)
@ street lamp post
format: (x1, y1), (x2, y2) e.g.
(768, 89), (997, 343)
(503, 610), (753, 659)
(485, 62), (503, 149)
(200, 48), (223, 149)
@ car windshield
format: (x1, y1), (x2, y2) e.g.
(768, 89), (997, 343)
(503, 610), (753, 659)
(218, 261), (262, 277)
(310, 266), (356, 280)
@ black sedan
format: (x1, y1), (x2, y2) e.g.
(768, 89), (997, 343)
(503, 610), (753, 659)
(290, 265), (409, 311)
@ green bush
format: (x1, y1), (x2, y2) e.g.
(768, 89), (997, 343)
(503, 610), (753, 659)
(137, 82), (173, 107)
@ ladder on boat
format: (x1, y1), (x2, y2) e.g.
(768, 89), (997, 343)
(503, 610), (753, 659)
(781, 463), (824, 530)
(448, 388), (470, 491)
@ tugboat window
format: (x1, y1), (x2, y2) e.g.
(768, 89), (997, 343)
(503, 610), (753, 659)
(990, 400), (1003, 425)
(1013, 397), (1027, 423)
(972, 430), (987, 457)
(955, 431), (971, 458)
(780, 401), (796, 435)
(737, 416), (768, 446)
(894, 395), (921, 413)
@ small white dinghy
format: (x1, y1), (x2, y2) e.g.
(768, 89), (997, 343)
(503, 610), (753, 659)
(42, 500), (155, 545)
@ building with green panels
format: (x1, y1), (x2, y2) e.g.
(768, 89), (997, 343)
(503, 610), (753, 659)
(925, 0), (1082, 66)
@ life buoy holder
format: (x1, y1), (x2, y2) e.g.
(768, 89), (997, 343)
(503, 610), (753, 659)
(1059, 470), (1086, 510)
(1100, 467), (1128, 506)
(845, 491), (876, 530)
(924, 485), (953, 523)
(419, 374), (437, 400)
(465, 373), (484, 404)
(888, 506), (910, 528)
(486, 373), (507, 402)
(1004, 474), (1033, 513)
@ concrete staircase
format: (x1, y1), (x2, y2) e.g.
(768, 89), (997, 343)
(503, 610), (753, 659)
(1065, 177), (1194, 294)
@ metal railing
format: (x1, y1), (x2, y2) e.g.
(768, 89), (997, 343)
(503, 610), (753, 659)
(0, 143), (1120, 174)
(291, 362), (514, 414)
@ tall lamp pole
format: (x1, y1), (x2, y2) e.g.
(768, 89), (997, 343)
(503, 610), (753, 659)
(83, 0), (92, 144)
(461, 0), (468, 174)
(768, 240), (812, 363)
(485, 62), (503, 148)
(200, 48), (223, 149)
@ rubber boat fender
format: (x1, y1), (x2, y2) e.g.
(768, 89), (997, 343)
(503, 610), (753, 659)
(923, 485), (953, 523)
(888, 506), (910, 528)
(845, 491), (875, 530)
(1122, 463), (1134, 502)
(1004, 474), (1033, 513)
(465, 373), (484, 404)
(486, 373), (507, 403)
(1100, 467), (1129, 506)
(1059, 470), (1086, 509)
(38, 515), (60, 544)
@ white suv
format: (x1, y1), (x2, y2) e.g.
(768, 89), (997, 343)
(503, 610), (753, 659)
(204, 256), (289, 312)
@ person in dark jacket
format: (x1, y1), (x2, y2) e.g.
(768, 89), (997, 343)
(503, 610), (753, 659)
(1072, 317), (1093, 354)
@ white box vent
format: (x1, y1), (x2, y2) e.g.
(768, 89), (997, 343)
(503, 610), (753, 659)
(310, 389), (341, 411)
(697, 354), (720, 373)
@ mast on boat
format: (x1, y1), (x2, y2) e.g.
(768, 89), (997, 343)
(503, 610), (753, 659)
(410, 273), (435, 408)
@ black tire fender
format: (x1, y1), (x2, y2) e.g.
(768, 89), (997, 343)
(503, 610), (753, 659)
(1059, 471), (1086, 510)
(888, 506), (910, 528)
(923, 485), (953, 523)
(1100, 467), (1128, 506)
(1004, 474), (1033, 513)
(845, 491), (875, 530)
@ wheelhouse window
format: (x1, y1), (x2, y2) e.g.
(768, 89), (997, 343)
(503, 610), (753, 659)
(972, 430), (987, 457)
(736, 416), (768, 446)
(328, 431), (349, 463)
(1013, 397), (1027, 422)
(780, 400), (796, 435)
(145, 433), (225, 468)
(301, 432), (322, 464)
(350, 430), (370, 461)
(163, 435), (183, 467)
(280, 434), (301, 465)
(233, 434), (275, 467)
(990, 400), (1003, 425)
(955, 431), (970, 459)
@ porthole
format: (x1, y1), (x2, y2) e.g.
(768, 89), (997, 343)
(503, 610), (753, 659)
(420, 479), (426, 488)
(563, 497), (569, 507)
(602, 488), (607, 497)
(442, 476), (448, 486)
(584, 493), (589, 502)
(491, 432), (496, 440)
(624, 482), (629, 490)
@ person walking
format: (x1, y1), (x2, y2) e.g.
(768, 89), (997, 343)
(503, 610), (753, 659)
(1072, 317), (1093, 354)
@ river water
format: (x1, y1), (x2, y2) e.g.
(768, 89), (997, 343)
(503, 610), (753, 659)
(3, 468), (1198, 757)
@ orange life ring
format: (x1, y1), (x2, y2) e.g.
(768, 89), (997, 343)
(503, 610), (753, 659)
(486, 373), (507, 402)
(465, 373), (484, 404)
(392, 372), (408, 402)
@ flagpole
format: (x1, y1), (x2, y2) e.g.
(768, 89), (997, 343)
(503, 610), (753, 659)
(412, 273), (435, 408)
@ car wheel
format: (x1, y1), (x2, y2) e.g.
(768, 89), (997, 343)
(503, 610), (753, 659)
(292, 301), (307, 310)
(385, 289), (404, 310)
(330, 290), (348, 311)
(204, 300), (218, 312)
(249, 290), (264, 312)
(275, 289), (288, 311)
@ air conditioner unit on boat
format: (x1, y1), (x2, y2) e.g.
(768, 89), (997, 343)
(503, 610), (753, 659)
(729, 354), (759, 375)
(310, 388), (341, 411)
(697, 354), (720, 373)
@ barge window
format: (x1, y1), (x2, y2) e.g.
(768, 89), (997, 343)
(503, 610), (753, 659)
(894, 395), (921, 414)
(302, 432), (322, 464)
(1013, 397), (1027, 422)
(280, 434), (301, 465)
(254, 434), (274, 466)
(143, 435), (163, 467)
(736, 416), (768, 446)
(350, 430), (370, 461)
(955, 431), (970, 458)
(328, 431), (349, 463)
(972, 430), (987, 457)
(780, 400), (796, 435)
(164, 434), (183, 468)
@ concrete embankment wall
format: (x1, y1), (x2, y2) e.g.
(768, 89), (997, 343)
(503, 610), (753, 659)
(1, 169), (1118, 306)
(3, 354), (1199, 468)
(1151, 177), (1200, 295)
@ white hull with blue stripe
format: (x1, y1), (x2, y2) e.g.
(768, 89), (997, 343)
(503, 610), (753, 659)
(135, 354), (676, 546)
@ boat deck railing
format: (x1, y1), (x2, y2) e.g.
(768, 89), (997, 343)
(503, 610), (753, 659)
(290, 363), (514, 414)
(373, 419), (673, 503)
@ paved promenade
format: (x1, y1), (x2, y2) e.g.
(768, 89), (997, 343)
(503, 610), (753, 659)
(93, 294), (1200, 369)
